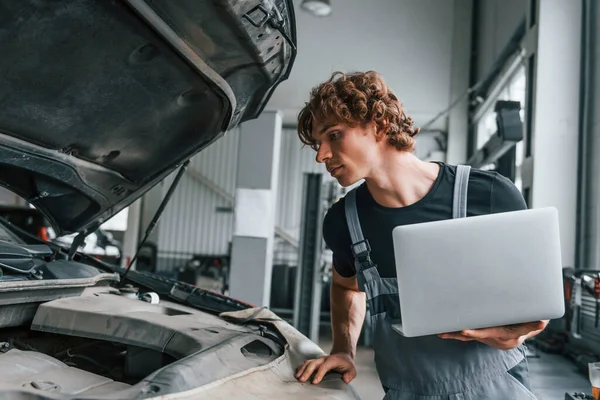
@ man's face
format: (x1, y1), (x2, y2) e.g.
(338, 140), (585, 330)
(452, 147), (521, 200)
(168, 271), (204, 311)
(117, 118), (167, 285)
(311, 119), (380, 187)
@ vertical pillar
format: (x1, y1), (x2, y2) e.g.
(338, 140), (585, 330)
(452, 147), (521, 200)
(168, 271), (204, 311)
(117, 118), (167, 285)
(293, 173), (324, 342)
(579, 0), (598, 270)
(522, 0), (582, 268)
(229, 111), (282, 307)
(446, 0), (473, 164)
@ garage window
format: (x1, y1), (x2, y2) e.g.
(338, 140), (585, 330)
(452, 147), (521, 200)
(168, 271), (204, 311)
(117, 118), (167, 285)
(474, 65), (527, 191)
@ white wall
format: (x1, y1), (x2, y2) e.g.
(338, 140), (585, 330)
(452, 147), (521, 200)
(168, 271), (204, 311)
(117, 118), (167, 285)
(267, 0), (457, 130)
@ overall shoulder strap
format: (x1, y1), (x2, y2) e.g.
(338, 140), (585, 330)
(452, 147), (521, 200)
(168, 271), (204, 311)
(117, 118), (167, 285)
(344, 188), (372, 266)
(453, 164), (471, 219)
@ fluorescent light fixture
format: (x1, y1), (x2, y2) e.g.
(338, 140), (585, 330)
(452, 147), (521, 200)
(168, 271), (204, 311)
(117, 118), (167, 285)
(301, 0), (332, 17)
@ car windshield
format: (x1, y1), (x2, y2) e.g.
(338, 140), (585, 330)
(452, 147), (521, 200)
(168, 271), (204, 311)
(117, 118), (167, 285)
(0, 189), (122, 265)
(0, 218), (25, 245)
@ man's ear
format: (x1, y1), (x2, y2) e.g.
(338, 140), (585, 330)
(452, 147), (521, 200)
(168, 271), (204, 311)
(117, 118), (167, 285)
(374, 121), (387, 142)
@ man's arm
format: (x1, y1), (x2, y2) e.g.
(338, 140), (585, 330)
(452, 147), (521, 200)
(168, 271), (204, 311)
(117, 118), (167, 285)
(295, 268), (365, 384)
(330, 268), (366, 358)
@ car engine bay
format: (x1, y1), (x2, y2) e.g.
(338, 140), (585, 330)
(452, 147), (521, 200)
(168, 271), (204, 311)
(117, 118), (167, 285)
(0, 237), (286, 399)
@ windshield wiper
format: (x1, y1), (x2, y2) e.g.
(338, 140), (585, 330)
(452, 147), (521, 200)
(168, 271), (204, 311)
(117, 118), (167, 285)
(0, 215), (62, 252)
(119, 160), (190, 286)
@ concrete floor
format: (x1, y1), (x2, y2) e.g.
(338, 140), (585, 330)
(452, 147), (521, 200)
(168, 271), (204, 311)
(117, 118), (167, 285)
(317, 337), (592, 400)
(528, 350), (590, 400)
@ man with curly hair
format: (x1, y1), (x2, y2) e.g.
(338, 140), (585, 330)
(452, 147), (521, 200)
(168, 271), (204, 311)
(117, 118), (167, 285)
(293, 71), (547, 399)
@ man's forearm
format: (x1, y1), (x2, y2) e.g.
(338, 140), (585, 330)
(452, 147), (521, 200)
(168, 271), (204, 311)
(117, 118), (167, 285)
(329, 283), (366, 359)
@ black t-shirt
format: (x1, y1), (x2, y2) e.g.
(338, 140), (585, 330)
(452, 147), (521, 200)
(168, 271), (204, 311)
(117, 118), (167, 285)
(322, 162), (528, 278)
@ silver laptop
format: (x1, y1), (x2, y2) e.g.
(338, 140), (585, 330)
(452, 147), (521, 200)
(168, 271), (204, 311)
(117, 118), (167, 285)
(390, 207), (565, 337)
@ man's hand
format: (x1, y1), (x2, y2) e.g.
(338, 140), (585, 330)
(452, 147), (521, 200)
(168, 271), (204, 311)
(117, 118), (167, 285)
(295, 353), (357, 385)
(439, 320), (548, 350)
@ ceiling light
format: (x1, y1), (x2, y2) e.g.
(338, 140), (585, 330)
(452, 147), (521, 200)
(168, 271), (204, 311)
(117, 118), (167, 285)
(301, 0), (332, 17)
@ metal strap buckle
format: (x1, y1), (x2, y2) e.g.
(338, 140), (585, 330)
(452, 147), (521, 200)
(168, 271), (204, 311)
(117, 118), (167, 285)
(351, 239), (371, 257)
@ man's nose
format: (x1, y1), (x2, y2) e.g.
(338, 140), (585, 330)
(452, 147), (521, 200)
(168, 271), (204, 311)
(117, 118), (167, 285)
(316, 143), (331, 163)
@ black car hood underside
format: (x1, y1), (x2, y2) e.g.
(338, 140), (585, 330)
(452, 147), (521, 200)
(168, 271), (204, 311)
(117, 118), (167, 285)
(0, 0), (296, 236)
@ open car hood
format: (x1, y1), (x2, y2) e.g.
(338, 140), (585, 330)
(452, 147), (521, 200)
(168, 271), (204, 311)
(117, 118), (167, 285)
(0, 0), (296, 236)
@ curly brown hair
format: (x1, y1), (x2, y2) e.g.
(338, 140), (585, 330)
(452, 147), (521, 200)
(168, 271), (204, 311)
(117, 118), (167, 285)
(297, 71), (420, 152)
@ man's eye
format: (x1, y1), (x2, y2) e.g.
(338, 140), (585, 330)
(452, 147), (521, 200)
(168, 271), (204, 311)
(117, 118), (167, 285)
(330, 132), (340, 140)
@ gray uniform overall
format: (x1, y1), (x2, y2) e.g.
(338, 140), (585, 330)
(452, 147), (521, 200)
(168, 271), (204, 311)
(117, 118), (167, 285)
(344, 165), (537, 400)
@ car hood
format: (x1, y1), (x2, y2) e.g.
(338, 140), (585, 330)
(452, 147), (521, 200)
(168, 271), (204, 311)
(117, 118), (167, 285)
(0, 0), (296, 236)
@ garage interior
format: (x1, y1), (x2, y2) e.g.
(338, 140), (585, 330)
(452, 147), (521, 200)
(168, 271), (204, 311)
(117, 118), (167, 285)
(0, 0), (598, 399)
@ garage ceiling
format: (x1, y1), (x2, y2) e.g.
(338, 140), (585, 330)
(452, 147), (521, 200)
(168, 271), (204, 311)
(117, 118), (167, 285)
(266, 0), (461, 131)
